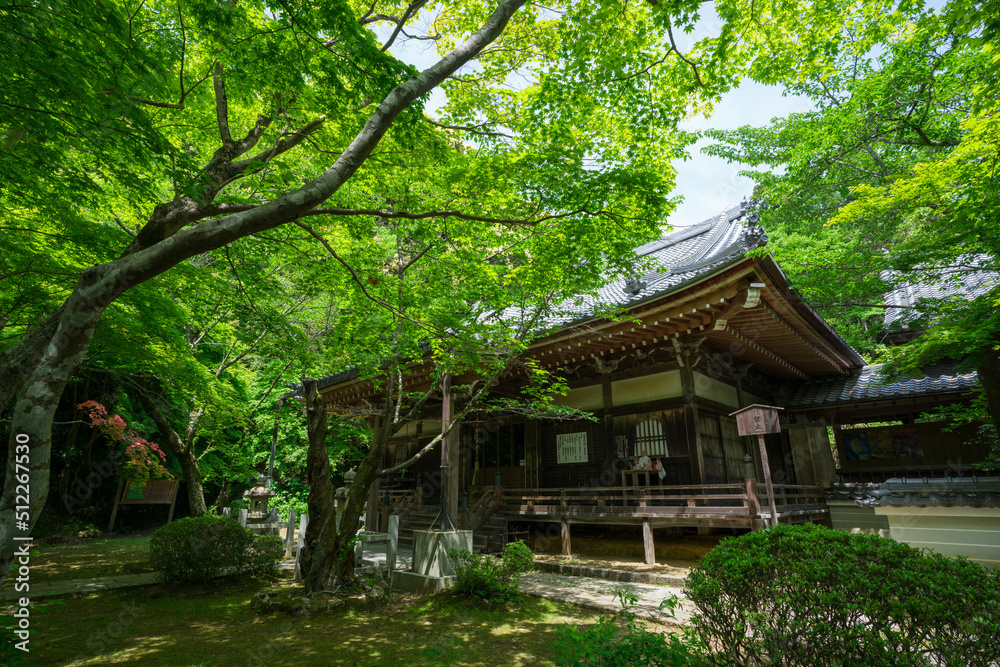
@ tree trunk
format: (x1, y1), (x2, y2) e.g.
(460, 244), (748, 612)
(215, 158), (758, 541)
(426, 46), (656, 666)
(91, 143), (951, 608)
(977, 341), (1000, 442)
(175, 448), (208, 517)
(135, 389), (208, 517)
(0, 280), (110, 581)
(298, 378), (340, 589)
(0, 0), (527, 585)
(213, 480), (231, 515)
(0, 304), (65, 413)
(299, 378), (394, 592)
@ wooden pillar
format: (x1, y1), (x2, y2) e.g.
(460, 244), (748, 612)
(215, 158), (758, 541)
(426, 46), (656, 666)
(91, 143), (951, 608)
(642, 519), (655, 565)
(601, 370), (616, 472)
(560, 517), (571, 556)
(745, 455), (762, 531)
(524, 420), (539, 489)
(283, 508), (297, 558)
(366, 417), (382, 530)
(442, 375), (460, 526)
(757, 434), (779, 527)
(387, 514), (399, 571)
(679, 360), (706, 485)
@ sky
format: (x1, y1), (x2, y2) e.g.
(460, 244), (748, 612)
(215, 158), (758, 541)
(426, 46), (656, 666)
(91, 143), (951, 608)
(379, 12), (812, 230)
(667, 82), (811, 227)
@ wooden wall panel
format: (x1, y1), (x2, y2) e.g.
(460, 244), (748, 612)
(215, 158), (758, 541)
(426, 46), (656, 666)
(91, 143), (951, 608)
(698, 414), (726, 483)
(719, 416), (747, 482)
(611, 408), (692, 485)
(538, 419), (610, 488)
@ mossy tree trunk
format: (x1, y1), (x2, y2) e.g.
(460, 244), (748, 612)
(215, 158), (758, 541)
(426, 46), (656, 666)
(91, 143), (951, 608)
(977, 340), (1000, 443)
(299, 377), (393, 591)
(135, 386), (209, 517)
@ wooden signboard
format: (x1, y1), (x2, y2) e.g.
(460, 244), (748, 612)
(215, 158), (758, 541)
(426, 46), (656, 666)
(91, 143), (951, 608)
(731, 404), (782, 436)
(729, 405), (784, 528)
(556, 432), (588, 464)
(108, 478), (180, 531)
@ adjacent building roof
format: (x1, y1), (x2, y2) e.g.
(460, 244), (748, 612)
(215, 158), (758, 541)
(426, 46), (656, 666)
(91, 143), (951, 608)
(883, 257), (997, 329)
(784, 361), (979, 409)
(829, 477), (1000, 509)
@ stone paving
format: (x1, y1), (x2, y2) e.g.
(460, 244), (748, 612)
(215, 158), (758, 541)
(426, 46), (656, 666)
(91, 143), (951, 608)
(519, 571), (694, 627)
(5, 542), (694, 629)
(1, 572), (160, 601)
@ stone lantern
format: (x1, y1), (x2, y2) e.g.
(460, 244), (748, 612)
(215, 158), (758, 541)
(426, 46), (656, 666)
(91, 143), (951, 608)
(243, 474), (279, 535)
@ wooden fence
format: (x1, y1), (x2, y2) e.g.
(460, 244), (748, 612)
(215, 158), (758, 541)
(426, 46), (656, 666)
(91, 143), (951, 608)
(498, 482), (829, 531)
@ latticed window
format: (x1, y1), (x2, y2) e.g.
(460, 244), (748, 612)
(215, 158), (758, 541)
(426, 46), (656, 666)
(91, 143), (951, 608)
(393, 444), (409, 466)
(635, 419), (669, 457)
(633, 419), (670, 456)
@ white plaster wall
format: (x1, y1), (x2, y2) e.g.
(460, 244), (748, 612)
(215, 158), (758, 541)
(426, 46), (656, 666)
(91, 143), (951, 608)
(395, 422), (419, 437)
(611, 370), (682, 406)
(828, 500), (890, 538)
(693, 372), (739, 407)
(552, 384), (604, 410)
(875, 506), (1000, 569)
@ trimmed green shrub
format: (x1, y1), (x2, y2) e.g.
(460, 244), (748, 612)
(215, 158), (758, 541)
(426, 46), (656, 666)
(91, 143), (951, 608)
(150, 515), (284, 583)
(555, 588), (707, 667)
(685, 524), (1000, 666)
(449, 541), (534, 602)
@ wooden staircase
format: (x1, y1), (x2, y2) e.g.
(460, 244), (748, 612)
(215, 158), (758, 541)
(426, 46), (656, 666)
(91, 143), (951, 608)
(395, 502), (510, 554)
(472, 514), (508, 554)
(396, 503), (442, 551)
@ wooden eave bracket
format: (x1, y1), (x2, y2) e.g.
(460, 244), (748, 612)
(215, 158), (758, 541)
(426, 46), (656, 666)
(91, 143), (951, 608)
(713, 282), (765, 331)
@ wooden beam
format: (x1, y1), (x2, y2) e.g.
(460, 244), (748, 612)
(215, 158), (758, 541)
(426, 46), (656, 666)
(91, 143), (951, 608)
(642, 519), (656, 565)
(717, 327), (810, 379)
(561, 517), (571, 556)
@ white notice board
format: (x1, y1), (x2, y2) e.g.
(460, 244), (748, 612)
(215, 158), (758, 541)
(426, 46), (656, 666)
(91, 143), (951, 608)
(556, 432), (588, 464)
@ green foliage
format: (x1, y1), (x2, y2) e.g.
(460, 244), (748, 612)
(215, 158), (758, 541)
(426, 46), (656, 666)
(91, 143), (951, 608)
(704, 0), (997, 350)
(922, 392), (1000, 471)
(268, 481), (309, 518)
(685, 524), (1000, 666)
(449, 541), (534, 603)
(149, 515), (282, 584)
(335, 529), (366, 565)
(554, 587), (706, 667)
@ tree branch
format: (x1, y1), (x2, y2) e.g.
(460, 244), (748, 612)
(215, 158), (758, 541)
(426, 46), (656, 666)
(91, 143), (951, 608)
(231, 115), (326, 173)
(378, 362), (507, 476)
(380, 0), (428, 52)
(424, 116), (513, 138)
(666, 23), (703, 87)
(213, 60), (233, 145)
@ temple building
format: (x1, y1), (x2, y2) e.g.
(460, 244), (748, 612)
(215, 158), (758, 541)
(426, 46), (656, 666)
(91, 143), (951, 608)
(307, 202), (997, 567)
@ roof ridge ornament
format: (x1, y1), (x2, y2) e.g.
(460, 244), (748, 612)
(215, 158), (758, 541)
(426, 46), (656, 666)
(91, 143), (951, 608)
(738, 197), (769, 254)
(623, 275), (647, 296)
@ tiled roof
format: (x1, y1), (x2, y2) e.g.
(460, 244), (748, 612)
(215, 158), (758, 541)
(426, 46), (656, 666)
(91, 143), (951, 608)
(828, 477), (1000, 509)
(537, 203), (767, 328)
(883, 257), (997, 329)
(784, 362), (979, 409)
(302, 203), (775, 395)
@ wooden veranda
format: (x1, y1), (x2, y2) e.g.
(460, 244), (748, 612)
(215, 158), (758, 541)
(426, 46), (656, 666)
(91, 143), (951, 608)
(496, 481), (830, 562)
(499, 483), (829, 530)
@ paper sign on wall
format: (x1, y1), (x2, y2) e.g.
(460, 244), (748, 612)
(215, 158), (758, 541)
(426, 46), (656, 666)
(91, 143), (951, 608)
(556, 432), (588, 464)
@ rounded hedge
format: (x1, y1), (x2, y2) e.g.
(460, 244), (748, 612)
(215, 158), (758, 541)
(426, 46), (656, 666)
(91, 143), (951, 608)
(449, 541), (535, 602)
(150, 515), (284, 584)
(685, 524), (1000, 666)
